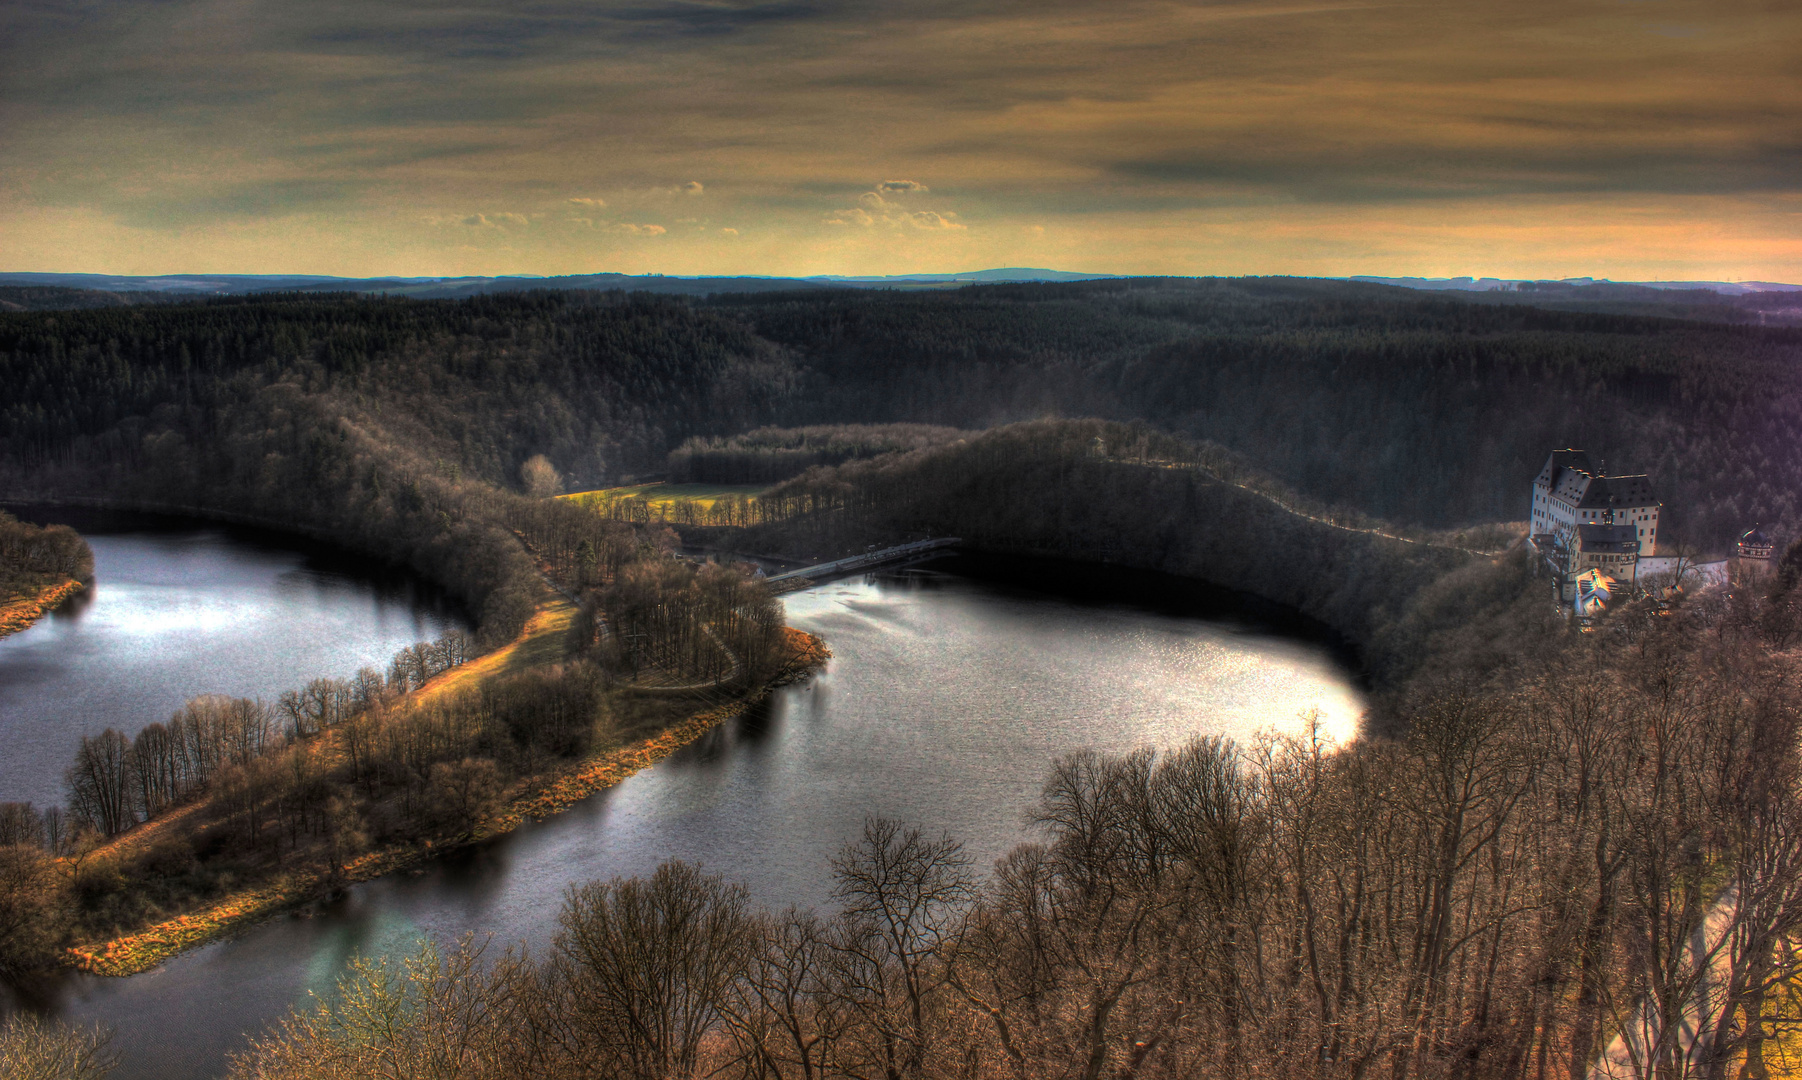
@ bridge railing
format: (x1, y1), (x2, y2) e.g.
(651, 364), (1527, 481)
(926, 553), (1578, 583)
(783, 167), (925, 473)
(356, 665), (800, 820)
(765, 538), (961, 584)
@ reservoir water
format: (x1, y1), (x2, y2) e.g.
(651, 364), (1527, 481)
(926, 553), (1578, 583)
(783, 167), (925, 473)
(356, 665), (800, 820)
(0, 507), (468, 808)
(1, 536), (1365, 1080)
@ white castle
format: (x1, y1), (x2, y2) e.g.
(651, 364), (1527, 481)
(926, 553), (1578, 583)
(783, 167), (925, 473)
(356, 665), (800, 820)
(1529, 449), (1661, 579)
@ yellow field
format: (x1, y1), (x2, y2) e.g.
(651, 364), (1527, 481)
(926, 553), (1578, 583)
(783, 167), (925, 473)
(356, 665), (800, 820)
(561, 483), (765, 515)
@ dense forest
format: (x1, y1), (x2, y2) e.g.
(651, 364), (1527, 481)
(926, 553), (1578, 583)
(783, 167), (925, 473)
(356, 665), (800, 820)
(5, 279), (1800, 560)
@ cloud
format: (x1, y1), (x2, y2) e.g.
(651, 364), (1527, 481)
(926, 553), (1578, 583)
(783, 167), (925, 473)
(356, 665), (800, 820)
(460, 212), (530, 229)
(613, 222), (667, 235)
(680, 180), (704, 195)
(568, 197), (607, 208)
(720, 227), (739, 235)
(829, 187), (966, 230)
(909, 210), (965, 230)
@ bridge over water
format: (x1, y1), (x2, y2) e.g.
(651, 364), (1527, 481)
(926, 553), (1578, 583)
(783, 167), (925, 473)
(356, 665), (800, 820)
(765, 537), (961, 591)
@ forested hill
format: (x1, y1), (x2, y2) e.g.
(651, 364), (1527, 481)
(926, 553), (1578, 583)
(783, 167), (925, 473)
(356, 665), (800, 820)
(3, 278), (1801, 552)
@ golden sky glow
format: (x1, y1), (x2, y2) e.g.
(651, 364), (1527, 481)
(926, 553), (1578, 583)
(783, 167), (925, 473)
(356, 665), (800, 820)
(3, 0), (1799, 279)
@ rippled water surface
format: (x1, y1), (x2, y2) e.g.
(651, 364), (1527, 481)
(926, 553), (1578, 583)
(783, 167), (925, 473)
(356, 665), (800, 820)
(0, 508), (467, 807)
(3, 545), (1364, 1080)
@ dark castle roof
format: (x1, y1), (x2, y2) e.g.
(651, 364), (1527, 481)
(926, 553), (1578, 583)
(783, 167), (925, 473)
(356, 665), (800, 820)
(1539, 449), (1659, 509)
(1535, 449), (1595, 490)
(1578, 523), (1641, 553)
(1575, 474), (1657, 509)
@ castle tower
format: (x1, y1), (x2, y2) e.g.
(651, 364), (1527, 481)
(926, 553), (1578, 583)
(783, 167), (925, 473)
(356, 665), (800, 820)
(1738, 525), (1775, 561)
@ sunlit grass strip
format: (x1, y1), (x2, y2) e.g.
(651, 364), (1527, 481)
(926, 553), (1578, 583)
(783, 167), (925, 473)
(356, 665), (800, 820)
(65, 628), (830, 978)
(68, 877), (297, 977)
(561, 483), (765, 513)
(415, 600), (576, 703)
(0, 578), (83, 639)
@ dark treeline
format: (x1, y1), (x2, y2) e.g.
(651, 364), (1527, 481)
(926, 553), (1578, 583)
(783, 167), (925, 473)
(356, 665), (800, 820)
(668, 424), (970, 485)
(0, 290), (792, 650)
(4, 280), (1802, 564)
(213, 558), (1802, 1080)
(0, 510), (93, 607)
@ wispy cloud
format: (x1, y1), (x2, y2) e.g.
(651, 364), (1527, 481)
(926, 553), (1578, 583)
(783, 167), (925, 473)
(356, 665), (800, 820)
(459, 212), (531, 229)
(908, 210), (963, 230)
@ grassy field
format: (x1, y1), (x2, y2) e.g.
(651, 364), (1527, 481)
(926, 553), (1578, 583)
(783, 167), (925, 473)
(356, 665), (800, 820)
(563, 482), (765, 512)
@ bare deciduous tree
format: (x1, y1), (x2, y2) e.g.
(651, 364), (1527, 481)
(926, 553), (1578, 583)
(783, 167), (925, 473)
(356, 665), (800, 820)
(546, 860), (758, 1080)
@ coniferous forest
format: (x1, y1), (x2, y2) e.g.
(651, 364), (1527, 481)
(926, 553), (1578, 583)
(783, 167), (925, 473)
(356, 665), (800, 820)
(5, 280), (1802, 1079)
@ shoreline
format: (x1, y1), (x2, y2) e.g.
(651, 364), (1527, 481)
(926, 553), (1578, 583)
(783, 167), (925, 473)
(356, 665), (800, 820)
(64, 625), (831, 978)
(0, 577), (85, 639)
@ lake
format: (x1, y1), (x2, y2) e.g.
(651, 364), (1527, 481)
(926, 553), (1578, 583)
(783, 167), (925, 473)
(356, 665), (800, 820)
(1, 538), (1364, 1080)
(0, 506), (469, 808)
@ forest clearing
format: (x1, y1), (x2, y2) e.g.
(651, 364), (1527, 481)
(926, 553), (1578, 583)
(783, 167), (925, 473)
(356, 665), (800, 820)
(562, 483), (767, 522)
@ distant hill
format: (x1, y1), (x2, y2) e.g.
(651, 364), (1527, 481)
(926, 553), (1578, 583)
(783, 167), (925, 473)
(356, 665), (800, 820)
(807, 267), (1117, 286)
(0, 267), (1114, 306)
(3, 269), (1798, 324)
(0, 271), (844, 301)
(1349, 274), (1802, 295)
(0, 285), (172, 311)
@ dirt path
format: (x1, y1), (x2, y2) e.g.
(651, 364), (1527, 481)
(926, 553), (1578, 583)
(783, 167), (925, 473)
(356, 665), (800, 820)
(1108, 456), (1516, 558)
(1591, 887), (1741, 1079)
(414, 597), (576, 704)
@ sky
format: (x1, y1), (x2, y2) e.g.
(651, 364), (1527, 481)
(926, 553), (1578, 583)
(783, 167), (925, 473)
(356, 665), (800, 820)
(2, 0), (1799, 280)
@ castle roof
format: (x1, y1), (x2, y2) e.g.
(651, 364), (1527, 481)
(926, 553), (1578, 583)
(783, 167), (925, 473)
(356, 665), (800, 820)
(1741, 525), (1773, 546)
(1545, 462), (1659, 510)
(1578, 523), (1641, 553)
(1575, 474), (1658, 509)
(1535, 449), (1595, 490)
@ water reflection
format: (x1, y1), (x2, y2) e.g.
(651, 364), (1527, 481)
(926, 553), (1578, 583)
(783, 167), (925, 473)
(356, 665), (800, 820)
(0, 506), (469, 807)
(4, 550), (1363, 1080)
